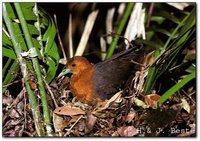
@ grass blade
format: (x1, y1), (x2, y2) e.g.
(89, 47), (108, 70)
(158, 70), (195, 105)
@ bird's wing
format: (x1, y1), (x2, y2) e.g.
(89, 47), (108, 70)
(93, 47), (143, 100)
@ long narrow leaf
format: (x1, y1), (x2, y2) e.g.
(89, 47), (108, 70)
(144, 7), (196, 94)
(2, 47), (16, 59)
(2, 60), (19, 93)
(158, 71), (195, 105)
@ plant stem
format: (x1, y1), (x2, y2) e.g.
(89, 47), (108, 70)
(106, 3), (134, 59)
(14, 3), (53, 136)
(3, 3), (45, 136)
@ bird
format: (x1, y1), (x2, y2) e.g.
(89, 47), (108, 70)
(59, 47), (143, 105)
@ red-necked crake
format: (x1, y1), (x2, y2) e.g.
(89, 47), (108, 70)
(59, 47), (143, 105)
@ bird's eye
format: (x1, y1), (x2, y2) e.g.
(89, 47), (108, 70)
(72, 63), (76, 67)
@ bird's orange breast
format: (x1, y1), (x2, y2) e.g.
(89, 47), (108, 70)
(70, 66), (95, 105)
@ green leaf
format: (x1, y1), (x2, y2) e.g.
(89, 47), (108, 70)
(150, 16), (165, 24)
(144, 66), (156, 94)
(151, 28), (172, 37)
(45, 42), (59, 83)
(4, 3), (17, 19)
(27, 24), (39, 35)
(2, 30), (12, 46)
(2, 46), (16, 59)
(156, 11), (180, 24)
(43, 19), (57, 54)
(20, 2), (36, 20)
(39, 9), (60, 83)
(46, 56), (57, 83)
(158, 71), (195, 105)
(144, 7), (196, 94)
(144, 50), (160, 94)
(2, 58), (12, 77)
(138, 39), (163, 50)
(2, 60), (19, 93)
(3, 2), (60, 95)
(179, 8), (196, 35)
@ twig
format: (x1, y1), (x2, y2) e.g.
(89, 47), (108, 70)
(103, 32), (134, 49)
(131, 60), (145, 67)
(146, 3), (154, 28)
(68, 13), (74, 58)
(171, 77), (195, 104)
(64, 115), (83, 136)
(23, 88), (27, 129)
(106, 8), (115, 44)
(2, 79), (22, 88)
(54, 14), (67, 64)
(10, 87), (25, 107)
(106, 3), (134, 59)
(44, 79), (58, 108)
(181, 89), (195, 104)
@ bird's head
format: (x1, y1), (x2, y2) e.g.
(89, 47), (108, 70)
(67, 56), (93, 75)
(58, 56), (93, 78)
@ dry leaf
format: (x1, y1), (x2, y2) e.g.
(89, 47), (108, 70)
(54, 106), (85, 116)
(100, 91), (122, 110)
(112, 131), (119, 136)
(167, 3), (189, 10)
(10, 119), (24, 125)
(133, 97), (147, 109)
(143, 51), (155, 66)
(117, 126), (138, 137)
(145, 94), (160, 107)
(2, 95), (13, 105)
(53, 113), (66, 133)
(86, 113), (97, 131)
(9, 109), (20, 118)
(181, 98), (190, 113)
(126, 110), (136, 123)
(124, 3), (146, 41)
(77, 119), (86, 132)
(75, 10), (99, 56)
(92, 91), (124, 118)
(16, 101), (24, 115)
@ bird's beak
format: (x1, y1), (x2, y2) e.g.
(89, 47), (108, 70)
(58, 68), (72, 78)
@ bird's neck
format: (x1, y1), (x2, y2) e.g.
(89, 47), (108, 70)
(73, 63), (93, 76)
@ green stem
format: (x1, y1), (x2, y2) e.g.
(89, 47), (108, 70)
(3, 3), (45, 136)
(14, 3), (53, 136)
(106, 3), (134, 59)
